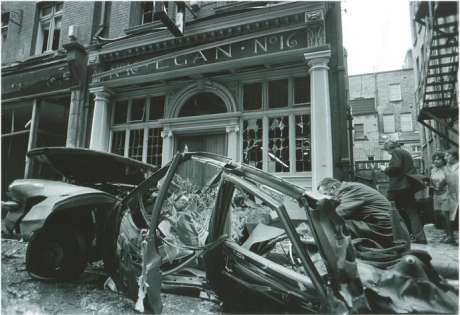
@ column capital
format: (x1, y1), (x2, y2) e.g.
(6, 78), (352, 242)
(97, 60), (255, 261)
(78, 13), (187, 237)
(304, 50), (331, 71)
(89, 86), (113, 100)
(161, 129), (173, 138)
(226, 125), (240, 134)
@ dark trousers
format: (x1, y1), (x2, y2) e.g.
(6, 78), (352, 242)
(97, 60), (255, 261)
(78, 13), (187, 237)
(390, 189), (427, 242)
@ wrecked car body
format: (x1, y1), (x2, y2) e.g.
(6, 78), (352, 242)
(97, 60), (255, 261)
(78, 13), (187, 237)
(2, 147), (156, 280)
(102, 152), (458, 314)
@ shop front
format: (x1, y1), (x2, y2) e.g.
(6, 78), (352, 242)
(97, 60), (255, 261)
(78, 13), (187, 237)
(1, 44), (88, 197)
(87, 2), (349, 190)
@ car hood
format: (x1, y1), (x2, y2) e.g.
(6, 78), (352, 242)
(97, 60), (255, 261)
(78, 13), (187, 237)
(27, 147), (157, 186)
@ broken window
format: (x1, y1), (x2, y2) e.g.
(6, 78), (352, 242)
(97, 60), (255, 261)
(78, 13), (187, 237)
(268, 116), (289, 173)
(224, 179), (327, 280)
(242, 118), (263, 169)
(295, 114), (311, 172)
(147, 128), (163, 166)
(111, 130), (126, 156)
(156, 157), (221, 265)
(128, 129), (144, 161)
(130, 98), (146, 122)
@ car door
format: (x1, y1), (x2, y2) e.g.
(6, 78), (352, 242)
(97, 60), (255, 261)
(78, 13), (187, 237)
(141, 153), (228, 313)
(206, 172), (330, 313)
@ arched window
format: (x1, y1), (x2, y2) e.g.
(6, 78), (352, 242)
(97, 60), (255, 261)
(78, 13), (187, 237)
(178, 92), (227, 117)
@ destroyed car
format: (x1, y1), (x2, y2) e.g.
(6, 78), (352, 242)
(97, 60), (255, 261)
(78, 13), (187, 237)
(102, 152), (458, 314)
(2, 147), (156, 280)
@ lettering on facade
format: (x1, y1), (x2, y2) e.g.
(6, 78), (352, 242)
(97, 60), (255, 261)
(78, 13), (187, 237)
(96, 27), (324, 82)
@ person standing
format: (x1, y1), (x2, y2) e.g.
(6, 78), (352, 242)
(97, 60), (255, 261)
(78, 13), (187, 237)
(430, 152), (453, 243)
(381, 140), (427, 244)
(444, 148), (458, 243)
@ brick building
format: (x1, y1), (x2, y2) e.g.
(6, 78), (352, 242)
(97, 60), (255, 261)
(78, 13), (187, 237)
(2, 1), (350, 194)
(349, 68), (422, 163)
(409, 2), (458, 169)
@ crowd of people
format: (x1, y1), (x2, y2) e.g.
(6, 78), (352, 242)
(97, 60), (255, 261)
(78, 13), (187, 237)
(318, 140), (458, 251)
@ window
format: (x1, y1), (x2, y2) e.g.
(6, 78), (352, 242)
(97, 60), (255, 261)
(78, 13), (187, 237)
(243, 82), (262, 111)
(111, 96), (165, 165)
(111, 131), (126, 156)
(1, 12), (9, 42)
(36, 2), (63, 54)
(241, 76), (311, 174)
(130, 98), (146, 122)
(140, 1), (169, 25)
(268, 79), (288, 108)
(368, 156), (374, 161)
(411, 145), (421, 153)
(383, 114), (395, 133)
(389, 84), (402, 102)
(294, 77), (310, 104)
(400, 113), (413, 132)
(354, 123), (365, 139)
(149, 96), (165, 120)
(114, 100), (128, 125)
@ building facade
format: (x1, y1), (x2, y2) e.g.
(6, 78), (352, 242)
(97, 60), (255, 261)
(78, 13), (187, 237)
(349, 69), (422, 162)
(2, 1), (350, 194)
(409, 2), (458, 169)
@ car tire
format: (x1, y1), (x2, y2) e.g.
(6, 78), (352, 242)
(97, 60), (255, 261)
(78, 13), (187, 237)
(26, 226), (88, 281)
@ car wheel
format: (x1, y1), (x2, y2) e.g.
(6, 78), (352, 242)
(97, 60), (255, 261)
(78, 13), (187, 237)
(26, 226), (88, 281)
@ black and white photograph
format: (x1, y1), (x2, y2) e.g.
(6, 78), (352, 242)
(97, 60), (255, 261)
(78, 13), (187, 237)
(1, 0), (458, 314)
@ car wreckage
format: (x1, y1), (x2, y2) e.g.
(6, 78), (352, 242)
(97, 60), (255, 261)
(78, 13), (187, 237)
(2, 148), (458, 314)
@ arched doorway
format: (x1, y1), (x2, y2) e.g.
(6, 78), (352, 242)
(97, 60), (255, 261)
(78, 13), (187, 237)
(175, 92), (228, 156)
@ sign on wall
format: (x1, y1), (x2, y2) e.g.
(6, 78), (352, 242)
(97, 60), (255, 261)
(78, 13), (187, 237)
(94, 26), (324, 83)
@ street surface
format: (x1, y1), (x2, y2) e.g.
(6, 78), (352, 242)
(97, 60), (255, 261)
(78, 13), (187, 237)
(1, 225), (458, 314)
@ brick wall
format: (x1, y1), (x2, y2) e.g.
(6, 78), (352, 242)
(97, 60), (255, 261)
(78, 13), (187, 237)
(1, 1), (97, 65)
(108, 2), (132, 38)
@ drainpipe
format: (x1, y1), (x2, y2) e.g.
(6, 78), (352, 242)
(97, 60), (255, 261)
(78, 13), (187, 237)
(94, 2), (107, 39)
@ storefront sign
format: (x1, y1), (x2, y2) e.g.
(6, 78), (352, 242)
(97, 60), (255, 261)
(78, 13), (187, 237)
(96, 27), (320, 82)
(2, 63), (75, 99)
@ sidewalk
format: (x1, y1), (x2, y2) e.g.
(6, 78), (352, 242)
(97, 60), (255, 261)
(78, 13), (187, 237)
(412, 224), (458, 280)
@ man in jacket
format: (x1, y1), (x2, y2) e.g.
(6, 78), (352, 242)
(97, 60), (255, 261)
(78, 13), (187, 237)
(317, 177), (409, 249)
(382, 140), (427, 244)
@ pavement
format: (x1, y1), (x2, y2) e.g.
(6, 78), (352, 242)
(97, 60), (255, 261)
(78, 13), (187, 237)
(412, 224), (459, 281)
(1, 224), (458, 314)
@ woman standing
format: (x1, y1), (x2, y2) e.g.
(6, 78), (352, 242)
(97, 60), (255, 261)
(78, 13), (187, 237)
(430, 152), (452, 242)
(444, 149), (458, 244)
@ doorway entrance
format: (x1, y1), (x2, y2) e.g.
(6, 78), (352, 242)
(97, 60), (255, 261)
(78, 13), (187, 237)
(176, 133), (227, 156)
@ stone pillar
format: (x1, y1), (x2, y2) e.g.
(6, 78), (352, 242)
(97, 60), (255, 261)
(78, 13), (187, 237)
(161, 129), (173, 166)
(89, 87), (111, 151)
(24, 98), (40, 178)
(226, 125), (240, 161)
(305, 50), (333, 192)
(66, 88), (83, 148)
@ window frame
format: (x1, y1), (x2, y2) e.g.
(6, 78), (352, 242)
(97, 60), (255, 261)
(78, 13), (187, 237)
(400, 113), (413, 132)
(35, 2), (63, 55)
(240, 75), (311, 176)
(1, 12), (10, 42)
(353, 123), (365, 140)
(110, 95), (165, 164)
(389, 83), (402, 102)
(383, 114), (395, 133)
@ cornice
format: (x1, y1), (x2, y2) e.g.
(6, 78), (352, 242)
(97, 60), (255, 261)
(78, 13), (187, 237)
(95, 2), (328, 64)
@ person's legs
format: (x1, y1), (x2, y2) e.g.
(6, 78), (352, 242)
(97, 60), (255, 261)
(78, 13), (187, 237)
(392, 190), (427, 243)
(440, 211), (455, 243)
(391, 191), (411, 233)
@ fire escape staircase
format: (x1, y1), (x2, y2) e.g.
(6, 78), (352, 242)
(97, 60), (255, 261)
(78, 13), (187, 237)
(415, 2), (458, 147)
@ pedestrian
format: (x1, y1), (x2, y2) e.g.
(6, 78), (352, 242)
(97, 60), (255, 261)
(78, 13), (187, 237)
(381, 140), (427, 244)
(444, 148), (458, 243)
(317, 177), (409, 249)
(430, 152), (453, 243)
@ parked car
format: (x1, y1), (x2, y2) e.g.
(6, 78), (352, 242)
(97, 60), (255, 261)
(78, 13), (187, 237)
(101, 152), (458, 314)
(2, 147), (157, 280)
